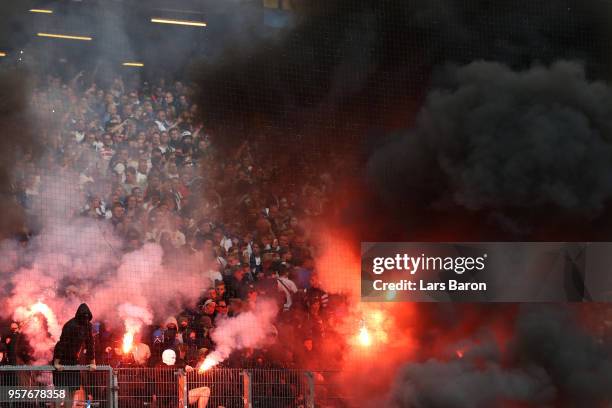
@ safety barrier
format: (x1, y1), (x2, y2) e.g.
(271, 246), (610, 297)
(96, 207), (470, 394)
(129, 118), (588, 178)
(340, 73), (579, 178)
(0, 365), (113, 407)
(311, 371), (355, 408)
(249, 369), (310, 408)
(0, 366), (355, 408)
(184, 368), (244, 408)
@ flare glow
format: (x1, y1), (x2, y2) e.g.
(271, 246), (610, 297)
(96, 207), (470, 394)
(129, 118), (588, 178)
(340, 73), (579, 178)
(122, 331), (134, 354)
(198, 354), (220, 373)
(24, 301), (61, 338)
(118, 303), (153, 355)
(350, 307), (390, 348)
(358, 325), (372, 347)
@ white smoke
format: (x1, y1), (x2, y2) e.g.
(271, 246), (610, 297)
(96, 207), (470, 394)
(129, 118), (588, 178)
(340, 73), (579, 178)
(205, 299), (279, 367)
(90, 243), (209, 321)
(0, 169), (213, 362)
(118, 303), (153, 353)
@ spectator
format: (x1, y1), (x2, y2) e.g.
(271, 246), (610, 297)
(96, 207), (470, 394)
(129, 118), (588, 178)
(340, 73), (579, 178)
(99, 133), (115, 164)
(249, 243), (263, 275)
(277, 265), (298, 312)
(5, 322), (30, 365)
(11, 71), (347, 383)
(52, 304), (96, 407)
(123, 167), (139, 193)
(295, 256), (315, 289)
(303, 272), (329, 310)
(110, 202), (125, 227)
(196, 317), (214, 350)
(215, 281), (228, 302)
(213, 227), (233, 252)
(177, 315), (191, 342)
(130, 332), (151, 367)
(201, 299), (217, 322)
(162, 317), (181, 353)
(136, 158), (149, 186)
(183, 331), (200, 366)
(215, 300), (229, 322)
(295, 336), (316, 370)
(186, 349), (211, 408)
(203, 262), (223, 288)
(225, 266), (250, 300)
(204, 287), (218, 303)
(150, 349), (182, 408)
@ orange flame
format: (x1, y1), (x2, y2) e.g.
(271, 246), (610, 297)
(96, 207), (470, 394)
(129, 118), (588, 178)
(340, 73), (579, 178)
(118, 303), (153, 357)
(358, 326), (372, 347)
(19, 301), (61, 340)
(198, 355), (219, 373)
(350, 307), (392, 349)
(122, 331), (134, 354)
(31, 301), (51, 315)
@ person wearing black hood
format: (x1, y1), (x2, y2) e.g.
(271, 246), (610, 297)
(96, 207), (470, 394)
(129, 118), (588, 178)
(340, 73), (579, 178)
(52, 303), (96, 406)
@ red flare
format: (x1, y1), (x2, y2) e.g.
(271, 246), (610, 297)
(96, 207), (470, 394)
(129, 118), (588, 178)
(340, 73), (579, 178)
(198, 355), (219, 373)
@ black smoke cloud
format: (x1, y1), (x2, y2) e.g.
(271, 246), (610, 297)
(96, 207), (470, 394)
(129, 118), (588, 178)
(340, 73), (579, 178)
(389, 306), (612, 407)
(195, 0), (612, 240)
(195, 0), (612, 152)
(0, 70), (40, 238)
(367, 61), (612, 228)
(191, 2), (612, 405)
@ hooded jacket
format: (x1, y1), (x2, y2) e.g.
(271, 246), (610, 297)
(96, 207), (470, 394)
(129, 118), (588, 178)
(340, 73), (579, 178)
(164, 316), (178, 329)
(53, 303), (94, 365)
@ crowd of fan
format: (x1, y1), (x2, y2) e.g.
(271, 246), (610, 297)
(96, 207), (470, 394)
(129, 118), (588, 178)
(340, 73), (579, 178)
(1, 72), (348, 374)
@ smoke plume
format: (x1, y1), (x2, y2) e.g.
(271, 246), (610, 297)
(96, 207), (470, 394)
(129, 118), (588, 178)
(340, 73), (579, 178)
(367, 61), (612, 232)
(389, 306), (612, 407)
(205, 300), (279, 368)
(0, 169), (213, 361)
(119, 303), (153, 353)
(0, 70), (41, 239)
(195, 0), (612, 152)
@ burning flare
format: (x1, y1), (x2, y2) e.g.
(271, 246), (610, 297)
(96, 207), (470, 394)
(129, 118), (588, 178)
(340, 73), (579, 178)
(16, 301), (61, 339)
(350, 307), (391, 348)
(10, 300), (61, 364)
(118, 303), (153, 355)
(198, 354), (220, 373)
(29, 301), (56, 323)
(358, 325), (372, 347)
(122, 331), (134, 354)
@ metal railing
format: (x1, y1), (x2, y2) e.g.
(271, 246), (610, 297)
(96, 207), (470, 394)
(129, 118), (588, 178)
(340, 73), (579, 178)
(0, 366), (354, 408)
(311, 371), (354, 408)
(185, 368), (244, 408)
(0, 365), (113, 407)
(249, 369), (310, 408)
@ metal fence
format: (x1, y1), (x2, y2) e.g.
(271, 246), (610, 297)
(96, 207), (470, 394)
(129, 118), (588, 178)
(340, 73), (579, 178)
(249, 369), (309, 408)
(311, 371), (354, 408)
(0, 366), (354, 408)
(185, 368), (244, 408)
(0, 365), (113, 408)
